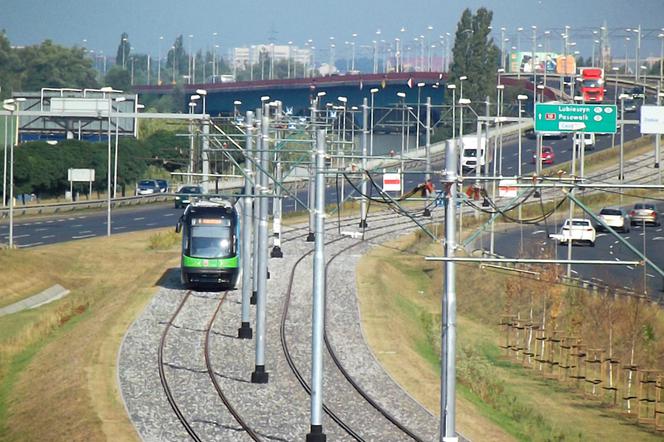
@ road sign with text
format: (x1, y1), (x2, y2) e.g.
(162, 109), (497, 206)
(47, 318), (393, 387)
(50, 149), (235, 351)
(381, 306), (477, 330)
(534, 103), (617, 134)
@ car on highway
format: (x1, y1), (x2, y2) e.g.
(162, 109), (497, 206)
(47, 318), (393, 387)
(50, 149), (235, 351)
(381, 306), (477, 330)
(174, 185), (204, 209)
(621, 98), (637, 113)
(630, 203), (660, 226)
(629, 86), (646, 100)
(155, 179), (169, 193)
(596, 207), (630, 233)
(532, 146), (555, 164)
(135, 179), (161, 195)
(551, 218), (596, 247)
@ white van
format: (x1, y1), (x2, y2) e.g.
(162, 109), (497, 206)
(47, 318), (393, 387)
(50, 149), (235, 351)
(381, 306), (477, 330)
(459, 136), (488, 174)
(574, 133), (595, 150)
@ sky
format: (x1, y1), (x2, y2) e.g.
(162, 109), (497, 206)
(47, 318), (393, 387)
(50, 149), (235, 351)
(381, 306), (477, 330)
(1, 0), (663, 60)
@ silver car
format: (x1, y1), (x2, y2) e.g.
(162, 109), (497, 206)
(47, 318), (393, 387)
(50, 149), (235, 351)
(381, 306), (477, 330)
(630, 203), (660, 226)
(596, 207), (630, 233)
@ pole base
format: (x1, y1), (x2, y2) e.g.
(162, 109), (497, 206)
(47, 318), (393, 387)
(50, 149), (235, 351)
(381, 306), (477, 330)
(251, 365), (269, 384)
(423, 208), (431, 217)
(305, 425), (327, 442)
(270, 246), (283, 258)
(533, 190), (541, 198)
(358, 219), (368, 228)
(655, 162), (660, 169)
(250, 291), (257, 305)
(306, 232), (315, 242)
(238, 322), (252, 339)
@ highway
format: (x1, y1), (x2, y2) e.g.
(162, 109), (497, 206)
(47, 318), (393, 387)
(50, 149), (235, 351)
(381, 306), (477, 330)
(0, 104), (648, 249)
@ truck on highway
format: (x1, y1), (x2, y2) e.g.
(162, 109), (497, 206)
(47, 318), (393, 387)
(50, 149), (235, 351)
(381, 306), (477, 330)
(459, 135), (488, 174)
(579, 68), (605, 103)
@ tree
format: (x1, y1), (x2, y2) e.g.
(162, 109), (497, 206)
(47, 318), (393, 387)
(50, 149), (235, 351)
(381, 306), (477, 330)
(448, 8), (500, 102)
(166, 35), (188, 84)
(16, 40), (98, 90)
(116, 32), (131, 70)
(0, 31), (21, 98)
(104, 65), (131, 91)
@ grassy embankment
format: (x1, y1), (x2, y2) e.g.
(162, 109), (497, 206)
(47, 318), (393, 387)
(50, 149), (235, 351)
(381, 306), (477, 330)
(357, 230), (664, 442)
(0, 230), (179, 441)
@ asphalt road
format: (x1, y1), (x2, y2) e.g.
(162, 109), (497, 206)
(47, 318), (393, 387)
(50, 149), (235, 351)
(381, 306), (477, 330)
(490, 212), (664, 299)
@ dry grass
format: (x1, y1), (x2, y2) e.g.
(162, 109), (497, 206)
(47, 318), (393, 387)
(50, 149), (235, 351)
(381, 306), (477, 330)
(0, 230), (179, 441)
(357, 230), (664, 441)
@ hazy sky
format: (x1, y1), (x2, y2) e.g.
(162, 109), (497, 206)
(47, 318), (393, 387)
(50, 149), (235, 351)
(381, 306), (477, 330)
(2, 0), (663, 59)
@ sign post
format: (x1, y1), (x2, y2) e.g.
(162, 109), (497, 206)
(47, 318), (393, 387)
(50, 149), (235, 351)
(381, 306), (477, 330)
(534, 103), (617, 134)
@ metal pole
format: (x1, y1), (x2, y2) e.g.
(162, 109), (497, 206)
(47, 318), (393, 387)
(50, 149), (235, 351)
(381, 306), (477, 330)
(3, 115), (8, 208)
(425, 97), (431, 181)
(9, 108), (16, 247)
(416, 85), (422, 148)
(113, 113), (119, 198)
(441, 114), (458, 442)
(238, 111), (254, 340)
(360, 98), (368, 227)
(252, 110), (261, 302)
(272, 103), (283, 258)
(251, 114), (270, 384)
(306, 130), (327, 442)
(620, 97), (625, 181)
(567, 131), (577, 278)
(370, 92), (375, 156)
(307, 100), (316, 241)
(202, 119), (210, 187)
(106, 98), (111, 237)
(656, 82), (661, 179)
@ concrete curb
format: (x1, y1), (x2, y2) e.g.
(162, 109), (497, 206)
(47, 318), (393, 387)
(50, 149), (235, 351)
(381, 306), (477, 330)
(0, 284), (70, 317)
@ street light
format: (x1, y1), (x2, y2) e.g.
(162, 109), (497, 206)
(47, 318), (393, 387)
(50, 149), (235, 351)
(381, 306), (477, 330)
(459, 76), (467, 99)
(369, 88), (379, 156)
(196, 89), (208, 115)
(397, 92), (407, 192)
(158, 36), (164, 86)
(100, 87), (115, 236)
(113, 96), (126, 199)
(2, 97), (24, 247)
(618, 93), (630, 182)
(416, 82), (425, 149)
(517, 94), (528, 176)
(233, 100), (242, 118)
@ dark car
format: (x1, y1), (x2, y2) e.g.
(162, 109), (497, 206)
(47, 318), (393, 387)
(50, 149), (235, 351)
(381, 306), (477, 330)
(155, 179), (169, 193)
(621, 98), (637, 113)
(174, 185), (204, 208)
(135, 179), (160, 195)
(629, 86), (645, 100)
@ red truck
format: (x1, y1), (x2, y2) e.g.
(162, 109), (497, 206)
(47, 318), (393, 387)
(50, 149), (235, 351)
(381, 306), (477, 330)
(579, 68), (605, 103)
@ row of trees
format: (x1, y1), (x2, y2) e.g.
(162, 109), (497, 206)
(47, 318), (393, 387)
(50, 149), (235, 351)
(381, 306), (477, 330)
(1, 131), (188, 198)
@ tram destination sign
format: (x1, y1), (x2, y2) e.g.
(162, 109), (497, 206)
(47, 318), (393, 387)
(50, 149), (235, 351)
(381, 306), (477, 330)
(534, 103), (617, 134)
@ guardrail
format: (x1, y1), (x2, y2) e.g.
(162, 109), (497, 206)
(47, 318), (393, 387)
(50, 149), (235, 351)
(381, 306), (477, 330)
(0, 193), (172, 218)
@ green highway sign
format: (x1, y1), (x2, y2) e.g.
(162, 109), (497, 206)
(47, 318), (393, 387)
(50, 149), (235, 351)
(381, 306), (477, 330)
(534, 103), (618, 134)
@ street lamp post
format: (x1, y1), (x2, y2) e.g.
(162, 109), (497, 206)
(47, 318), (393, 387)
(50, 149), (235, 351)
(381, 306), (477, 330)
(113, 96), (126, 198)
(397, 92), (406, 196)
(370, 88), (378, 156)
(416, 82), (425, 149)
(196, 89), (208, 115)
(517, 95), (528, 176)
(158, 36), (163, 86)
(619, 93), (629, 182)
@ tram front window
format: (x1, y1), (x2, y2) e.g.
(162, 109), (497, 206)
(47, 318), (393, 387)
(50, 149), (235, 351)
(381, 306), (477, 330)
(190, 226), (231, 258)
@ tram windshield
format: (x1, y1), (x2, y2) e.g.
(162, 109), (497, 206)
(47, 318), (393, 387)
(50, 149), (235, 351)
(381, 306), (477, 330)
(190, 225), (232, 258)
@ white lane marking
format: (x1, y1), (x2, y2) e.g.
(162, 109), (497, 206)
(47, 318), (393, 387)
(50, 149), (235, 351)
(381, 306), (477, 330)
(571, 269), (578, 275)
(506, 166), (514, 170)
(653, 236), (664, 240)
(647, 274), (656, 278)
(532, 230), (545, 235)
(35, 228), (49, 232)
(627, 266), (634, 270)
(78, 230), (92, 234)
(78, 216), (87, 219)
(609, 250), (613, 255)
(72, 224), (83, 227)
(657, 228), (662, 232)
(41, 235), (55, 239)
(72, 234), (95, 239)
(560, 149), (568, 154)
(34, 221), (43, 225)
(46, 220), (54, 224)
(596, 233), (607, 237)
(113, 226), (127, 230)
(615, 257), (620, 261)
(17, 242), (43, 248)
(163, 213), (175, 217)
(57, 219), (65, 222)
(133, 217), (145, 221)
(146, 223), (157, 226)
(11, 234), (30, 239)
(624, 237), (631, 240)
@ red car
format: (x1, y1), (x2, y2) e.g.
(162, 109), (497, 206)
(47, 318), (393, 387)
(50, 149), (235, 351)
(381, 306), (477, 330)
(532, 146), (555, 165)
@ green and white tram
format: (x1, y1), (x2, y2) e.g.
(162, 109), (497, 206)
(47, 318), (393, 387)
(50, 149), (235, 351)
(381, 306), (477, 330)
(175, 199), (240, 289)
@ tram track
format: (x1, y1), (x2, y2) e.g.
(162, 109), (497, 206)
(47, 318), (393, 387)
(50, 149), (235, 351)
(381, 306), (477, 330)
(279, 214), (433, 441)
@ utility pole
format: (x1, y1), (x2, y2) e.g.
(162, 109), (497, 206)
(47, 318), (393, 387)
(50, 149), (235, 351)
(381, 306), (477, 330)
(306, 130), (327, 442)
(251, 113), (270, 385)
(360, 98), (369, 227)
(441, 115), (458, 442)
(238, 111), (254, 339)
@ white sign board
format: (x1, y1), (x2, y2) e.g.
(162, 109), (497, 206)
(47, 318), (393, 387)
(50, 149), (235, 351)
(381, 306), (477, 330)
(641, 106), (664, 134)
(498, 179), (518, 198)
(51, 98), (109, 115)
(382, 172), (402, 192)
(68, 168), (95, 182)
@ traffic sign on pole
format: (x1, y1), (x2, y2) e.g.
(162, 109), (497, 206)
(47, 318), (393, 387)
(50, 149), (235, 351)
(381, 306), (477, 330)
(534, 103), (617, 134)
